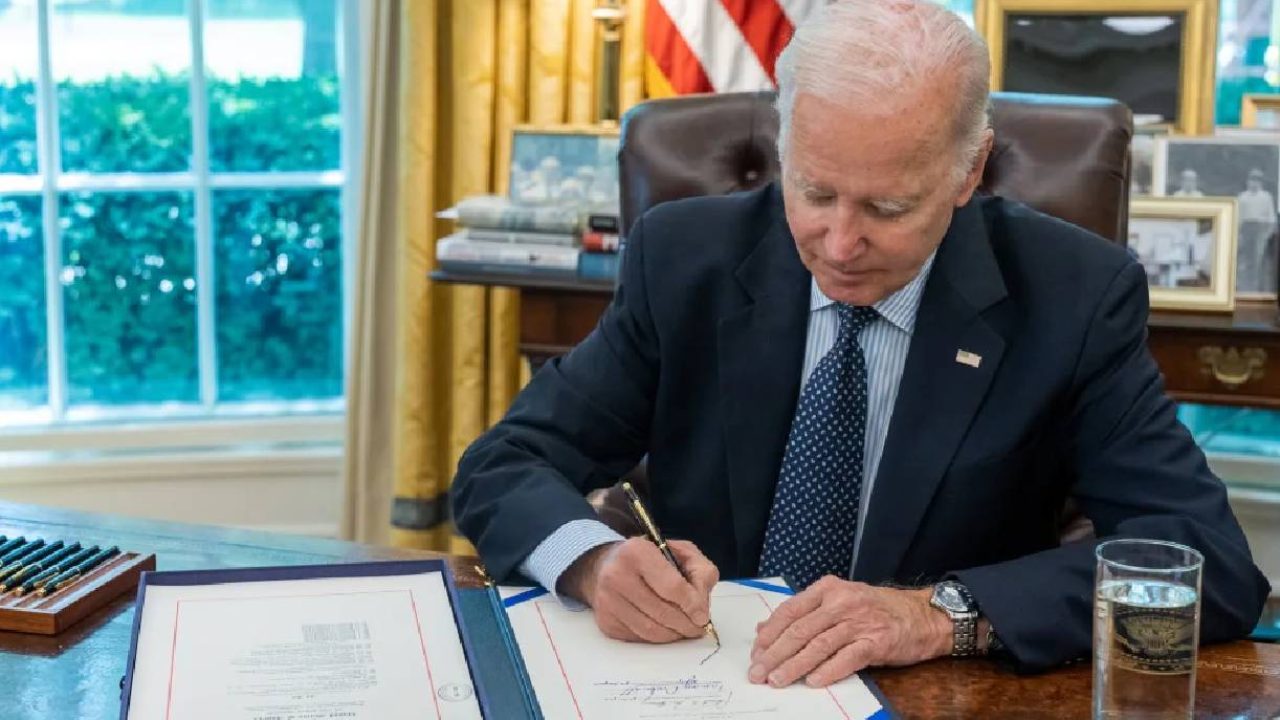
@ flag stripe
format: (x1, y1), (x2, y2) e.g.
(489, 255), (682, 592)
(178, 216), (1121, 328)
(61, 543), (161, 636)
(716, 0), (793, 82)
(646, 0), (715, 94)
(645, 0), (821, 98)
(657, 0), (773, 93)
(645, 54), (679, 98)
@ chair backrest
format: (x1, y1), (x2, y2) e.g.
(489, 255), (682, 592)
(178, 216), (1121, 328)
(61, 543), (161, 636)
(618, 90), (1133, 242)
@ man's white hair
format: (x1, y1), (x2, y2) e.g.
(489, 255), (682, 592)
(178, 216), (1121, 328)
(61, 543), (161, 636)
(775, 0), (992, 183)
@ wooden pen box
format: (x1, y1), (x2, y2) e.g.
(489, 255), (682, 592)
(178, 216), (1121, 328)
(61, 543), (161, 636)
(0, 543), (155, 635)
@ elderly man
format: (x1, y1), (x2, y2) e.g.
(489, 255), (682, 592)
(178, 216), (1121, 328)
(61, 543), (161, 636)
(452, 0), (1267, 687)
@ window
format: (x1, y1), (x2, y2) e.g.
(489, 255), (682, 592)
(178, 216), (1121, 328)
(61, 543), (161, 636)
(0, 0), (356, 428)
(1215, 0), (1279, 125)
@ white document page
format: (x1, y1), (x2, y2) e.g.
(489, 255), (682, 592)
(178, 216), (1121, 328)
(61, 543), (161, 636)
(501, 579), (885, 720)
(127, 571), (482, 720)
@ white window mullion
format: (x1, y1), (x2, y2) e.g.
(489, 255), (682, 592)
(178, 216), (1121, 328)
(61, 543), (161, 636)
(35, 0), (67, 419)
(0, 176), (44, 193)
(57, 172), (197, 192)
(188, 0), (217, 409)
(209, 171), (343, 189)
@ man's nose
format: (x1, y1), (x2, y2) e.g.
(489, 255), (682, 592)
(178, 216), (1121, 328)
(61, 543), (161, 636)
(825, 206), (868, 263)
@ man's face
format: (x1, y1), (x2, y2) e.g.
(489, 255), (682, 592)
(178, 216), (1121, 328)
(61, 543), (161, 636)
(1248, 177), (1262, 192)
(781, 91), (989, 306)
(1181, 171), (1198, 191)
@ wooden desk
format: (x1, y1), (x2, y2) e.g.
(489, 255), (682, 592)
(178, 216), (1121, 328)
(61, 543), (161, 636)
(433, 270), (1280, 408)
(433, 270), (613, 369)
(1, 501), (1277, 719)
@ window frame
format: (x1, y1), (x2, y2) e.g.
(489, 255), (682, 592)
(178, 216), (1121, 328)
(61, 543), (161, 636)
(0, 0), (361, 435)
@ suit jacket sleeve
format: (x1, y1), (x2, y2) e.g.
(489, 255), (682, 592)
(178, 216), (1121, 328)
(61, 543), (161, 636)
(451, 216), (660, 582)
(952, 260), (1270, 672)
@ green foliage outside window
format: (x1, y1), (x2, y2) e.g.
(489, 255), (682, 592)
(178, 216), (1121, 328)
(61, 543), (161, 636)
(0, 73), (342, 407)
(61, 191), (199, 403)
(215, 188), (343, 401)
(0, 195), (46, 407)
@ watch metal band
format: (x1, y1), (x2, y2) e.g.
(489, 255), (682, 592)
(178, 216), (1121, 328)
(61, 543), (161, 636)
(953, 613), (978, 657)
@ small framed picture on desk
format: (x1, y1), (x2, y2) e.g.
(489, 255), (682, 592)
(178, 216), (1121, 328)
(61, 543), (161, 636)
(1129, 197), (1237, 313)
(1242, 94), (1280, 131)
(501, 125), (620, 207)
(1153, 135), (1280, 300)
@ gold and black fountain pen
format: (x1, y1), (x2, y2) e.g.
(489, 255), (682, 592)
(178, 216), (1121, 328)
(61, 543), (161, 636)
(620, 481), (720, 647)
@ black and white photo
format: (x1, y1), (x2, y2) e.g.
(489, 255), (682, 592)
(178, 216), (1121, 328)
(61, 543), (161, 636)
(1129, 217), (1213, 288)
(1155, 136), (1280, 296)
(1128, 197), (1238, 312)
(1131, 128), (1167, 196)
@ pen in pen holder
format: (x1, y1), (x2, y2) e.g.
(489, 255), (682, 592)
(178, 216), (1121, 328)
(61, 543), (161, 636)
(0, 537), (153, 635)
(620, 481), (721, 647)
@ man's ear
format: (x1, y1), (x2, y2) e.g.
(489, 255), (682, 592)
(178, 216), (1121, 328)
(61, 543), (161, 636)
(954, 129), (994, 208)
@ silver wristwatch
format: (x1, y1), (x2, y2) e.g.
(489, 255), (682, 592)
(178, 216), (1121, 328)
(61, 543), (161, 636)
(929, 580), (980, 657)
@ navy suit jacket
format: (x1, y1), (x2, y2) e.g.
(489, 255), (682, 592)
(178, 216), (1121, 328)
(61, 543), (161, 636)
(452, 184), (1268, 671)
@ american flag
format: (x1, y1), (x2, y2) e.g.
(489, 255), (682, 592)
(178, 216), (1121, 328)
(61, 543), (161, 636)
(645, 0), (824, 97)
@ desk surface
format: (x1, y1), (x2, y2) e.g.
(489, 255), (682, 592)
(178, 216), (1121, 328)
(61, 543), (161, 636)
(1, 501), (1276, 719)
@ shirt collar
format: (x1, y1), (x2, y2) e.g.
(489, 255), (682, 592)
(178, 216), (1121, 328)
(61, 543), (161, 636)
(809, 251), (936, 334)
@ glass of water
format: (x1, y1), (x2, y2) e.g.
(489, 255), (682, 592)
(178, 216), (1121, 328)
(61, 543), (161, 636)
(1093, 539), (1203, 720)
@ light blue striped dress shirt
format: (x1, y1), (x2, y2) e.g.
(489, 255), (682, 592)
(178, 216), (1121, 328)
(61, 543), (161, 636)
(519, 253), (937, 596)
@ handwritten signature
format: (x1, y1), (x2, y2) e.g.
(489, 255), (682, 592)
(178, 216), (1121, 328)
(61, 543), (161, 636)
(594, 676), (732, 708)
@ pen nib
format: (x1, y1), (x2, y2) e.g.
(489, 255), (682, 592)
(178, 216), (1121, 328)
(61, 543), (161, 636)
(706, 623), (720, 648)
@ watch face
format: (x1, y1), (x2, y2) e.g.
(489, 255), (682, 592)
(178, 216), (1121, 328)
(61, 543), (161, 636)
(935, 584), (969, 613)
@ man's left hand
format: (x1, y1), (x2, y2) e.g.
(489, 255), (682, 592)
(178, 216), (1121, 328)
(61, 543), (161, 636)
(749, 576), (953, 688)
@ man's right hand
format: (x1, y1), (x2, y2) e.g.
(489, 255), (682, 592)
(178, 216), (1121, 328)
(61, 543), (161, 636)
(557, 537), (719, 643)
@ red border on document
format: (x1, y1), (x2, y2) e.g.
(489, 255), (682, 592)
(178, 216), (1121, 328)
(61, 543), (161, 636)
(408, 589), (444, 719)
(165, 601), (182, 720)
(163, 589), (444, 720)
(535, 600), (585, 719)
(753, 593), (851, 719)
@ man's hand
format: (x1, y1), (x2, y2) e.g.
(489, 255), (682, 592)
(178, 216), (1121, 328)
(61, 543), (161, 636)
(558, 537), (719, 643)
(749, 576), (952, 688)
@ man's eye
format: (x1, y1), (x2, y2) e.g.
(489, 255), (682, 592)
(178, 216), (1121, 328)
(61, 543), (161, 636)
(869, 204), (910, 219)
(806, 192), (836, 206)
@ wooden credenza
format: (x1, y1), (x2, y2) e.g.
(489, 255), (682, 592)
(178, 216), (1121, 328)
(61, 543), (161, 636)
(433, 271), (1280, 408)
(1149, 305), (1280, 409)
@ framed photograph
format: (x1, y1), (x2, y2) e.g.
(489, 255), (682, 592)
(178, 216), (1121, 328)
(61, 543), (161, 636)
(1153, 136), (1280, 299)
(1242, 94), (1280, 131)
(1128, 197), (1237, 313)
(975, 0), (1217, 135)
(1131, 125), (1170, 196)
(501, 125), (620, 208)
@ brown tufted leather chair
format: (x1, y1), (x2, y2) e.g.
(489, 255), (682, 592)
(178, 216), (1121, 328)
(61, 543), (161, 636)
(588, 90), (1133, 546)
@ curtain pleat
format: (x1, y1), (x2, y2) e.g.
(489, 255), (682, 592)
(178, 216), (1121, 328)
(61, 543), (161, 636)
(345, 0), (649, 550)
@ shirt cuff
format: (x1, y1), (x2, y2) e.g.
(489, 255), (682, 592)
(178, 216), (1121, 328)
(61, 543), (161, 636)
(519, 519), (625, 608)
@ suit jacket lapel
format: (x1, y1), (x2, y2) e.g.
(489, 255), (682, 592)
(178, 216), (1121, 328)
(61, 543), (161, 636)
(718, 188), (810, 577)
(854, 199), (1008, 583)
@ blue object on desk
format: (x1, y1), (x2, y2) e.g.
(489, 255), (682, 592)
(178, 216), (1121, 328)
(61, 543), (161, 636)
(577, 252), (620, 281)
(1251, 623), (1280, 643)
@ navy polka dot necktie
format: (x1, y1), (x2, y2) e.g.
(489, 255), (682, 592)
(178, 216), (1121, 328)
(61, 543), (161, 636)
(758, 303), (879, 590)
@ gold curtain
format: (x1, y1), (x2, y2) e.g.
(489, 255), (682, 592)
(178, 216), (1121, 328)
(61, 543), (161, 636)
(383, 0), (648, 551)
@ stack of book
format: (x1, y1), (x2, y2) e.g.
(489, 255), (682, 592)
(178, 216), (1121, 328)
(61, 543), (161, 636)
(435, 195), (622, 282)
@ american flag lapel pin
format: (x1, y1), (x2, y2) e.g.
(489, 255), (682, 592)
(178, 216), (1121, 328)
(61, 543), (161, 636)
(955, 349), (982, 368)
